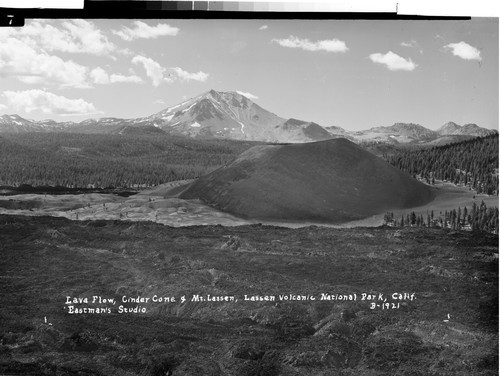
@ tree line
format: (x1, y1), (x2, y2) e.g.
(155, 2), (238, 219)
(383, 200), (499, 234)
(386, 134), (499, 195)
(0, 133), (258, 189)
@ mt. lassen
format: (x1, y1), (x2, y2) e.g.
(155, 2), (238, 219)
(0, 90), (496, 143)
(143, 90), (335, 142)
(143, 90), (330, 142)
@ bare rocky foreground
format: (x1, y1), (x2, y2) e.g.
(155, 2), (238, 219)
(0, 215), (497, 375)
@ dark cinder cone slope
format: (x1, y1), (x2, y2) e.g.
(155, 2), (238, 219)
(180, 138), (436, 223)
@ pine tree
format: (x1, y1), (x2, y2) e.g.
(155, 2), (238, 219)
(410, 212), (417, 226)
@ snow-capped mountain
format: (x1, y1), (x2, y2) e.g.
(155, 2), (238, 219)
(139, 90), (335, 142)
(0, 90), (335, 142)
(0, 91), (497, 144)
(0, 115), (75, 133)
(0, 115), (55, 133)
(0, 115), (37, 133)
(142, 89), (289, 141)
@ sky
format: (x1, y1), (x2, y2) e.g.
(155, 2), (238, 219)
(0, 18), (498, 131)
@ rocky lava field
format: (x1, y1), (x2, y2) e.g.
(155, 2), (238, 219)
(0, 215), (497, 375)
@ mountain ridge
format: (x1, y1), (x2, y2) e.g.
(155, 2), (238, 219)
(1, 90), (497, 143)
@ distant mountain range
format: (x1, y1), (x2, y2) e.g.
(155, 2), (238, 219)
(0, 90), (497, 144)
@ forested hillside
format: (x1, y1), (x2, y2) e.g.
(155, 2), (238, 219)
(386, 134), (499, 195)
(1, 132), (498, 194)
(0, 133), (259, 189)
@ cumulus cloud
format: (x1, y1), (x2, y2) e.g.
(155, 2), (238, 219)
(259, 25), (268, 30)
(89, 67), (109, 84)
(0, 19), (116, 56)
(2, 90), (97, 115)
(0, 20), (131, 87)
(132, 55), (167, 86)
(60, 20), (116, 55)
(444, 41), (482, 61)
(170, 67), (209, 82)
(236, 91), (258, 100)
(272, 35), (348, 53)
(132, 55), (209, 86)
(90, 67), (143, 84)
(369, 51), (417, 71)
(113, 21), (179, 41)
(0, 37), (89, 88)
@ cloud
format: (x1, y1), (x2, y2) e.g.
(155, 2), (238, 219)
(132, 55), (209, 86)
(400, 40), (423, 54)
(89, 67), (109, 84)
(444, 41), (482, 61)
(2, 90), (97, 115)
(0, 37), (90, 88)
(90, 67), (143, 84)
(0, 103), (7, 111)
(132, 55), (167, 86)
(0, 20), (129, 87)
(60, 20), (116, 55)
(401, 40), (417, 47)
(170, 67), (209, 82)
(272, 35), (348, 53)
(113, 21), (179, 41)
(369, 51), (417, 71)
(109, 73), (143, 84)
(259, 25), (268, 30)
(1, 19), (116, 56)
(153, 99), (165, 105)
(236, 91), (258, 100)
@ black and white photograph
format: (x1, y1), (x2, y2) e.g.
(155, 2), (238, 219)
(0, 3), (498, 375)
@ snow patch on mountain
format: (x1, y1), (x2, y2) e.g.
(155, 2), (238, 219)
(182, 103), (196, 113)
